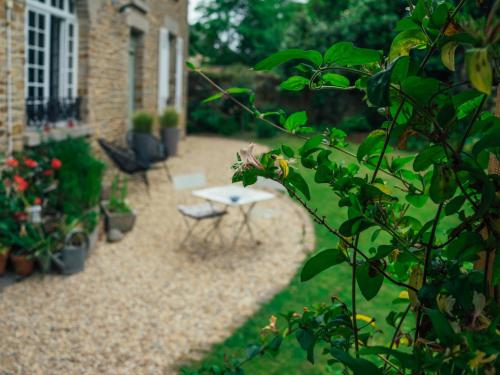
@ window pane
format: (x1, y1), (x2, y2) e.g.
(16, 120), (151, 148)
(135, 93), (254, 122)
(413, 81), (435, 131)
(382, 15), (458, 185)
(38, 69), (44, 83)
(28, 49), (36, 64)
(38, 50), (44, 65)
(38, 33), (45, 47)
(38, 14), (45, 30)
(28, 87), (35, 98)
(69, 0), (75, 13)
(29, 31), (36, 45)
(29, 12), (36, 27)
(38, 87), (44, 98)
(29, 68), (35, 82)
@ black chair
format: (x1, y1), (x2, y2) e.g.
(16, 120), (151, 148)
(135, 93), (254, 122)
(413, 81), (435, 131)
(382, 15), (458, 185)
(98, 138), (151, 192)
(126, 132), (172, 182)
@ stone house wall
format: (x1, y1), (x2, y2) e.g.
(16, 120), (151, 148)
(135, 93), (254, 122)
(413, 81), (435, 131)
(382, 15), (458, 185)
(0, 0), (189, 153)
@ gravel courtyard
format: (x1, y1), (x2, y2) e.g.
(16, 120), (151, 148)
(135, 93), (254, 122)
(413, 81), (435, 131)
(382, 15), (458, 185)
(0, 136), (314, 375)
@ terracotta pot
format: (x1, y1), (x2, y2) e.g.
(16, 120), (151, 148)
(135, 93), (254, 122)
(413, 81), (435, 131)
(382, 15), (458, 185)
(0, 251), (8, 275)
(10, 254), (34, 277)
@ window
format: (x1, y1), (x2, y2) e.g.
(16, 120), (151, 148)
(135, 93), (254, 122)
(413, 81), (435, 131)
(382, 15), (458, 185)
(25, 0), (79, 127)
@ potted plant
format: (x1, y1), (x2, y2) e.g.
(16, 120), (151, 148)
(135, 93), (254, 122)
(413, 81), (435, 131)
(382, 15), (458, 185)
(132, 111), (154, 161)
(0, 245), (9, 276)
(101, 175), (136, 233)
(52, 229), (88, 275)
(8, 224), (45, 277)
(159, 107), (180, 156)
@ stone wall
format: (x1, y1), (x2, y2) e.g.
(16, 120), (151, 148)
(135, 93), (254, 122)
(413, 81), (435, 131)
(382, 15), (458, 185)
(0, 0), (189, 153)
(0, 0), (26, 154)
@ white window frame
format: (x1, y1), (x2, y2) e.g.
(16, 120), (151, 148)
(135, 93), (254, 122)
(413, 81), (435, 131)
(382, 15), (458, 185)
(175, 36), (184, 113)
(157, 28), (170, 114)
(25, 0), (78, 101)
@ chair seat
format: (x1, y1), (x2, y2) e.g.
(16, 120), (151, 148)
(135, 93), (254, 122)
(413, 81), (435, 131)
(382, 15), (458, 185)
(177, 203), (227, 220)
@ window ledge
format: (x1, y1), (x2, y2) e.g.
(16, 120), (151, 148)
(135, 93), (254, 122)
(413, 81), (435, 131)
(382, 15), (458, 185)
(119, 0), (149, 14)
(24, 124), (93, 147)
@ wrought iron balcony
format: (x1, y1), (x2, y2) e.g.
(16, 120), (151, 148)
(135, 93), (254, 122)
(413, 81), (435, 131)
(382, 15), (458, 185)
(26, 97), (82, 129)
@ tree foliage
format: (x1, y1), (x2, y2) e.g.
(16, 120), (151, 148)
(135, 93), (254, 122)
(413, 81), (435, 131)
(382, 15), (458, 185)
(188, 0), (500, 373)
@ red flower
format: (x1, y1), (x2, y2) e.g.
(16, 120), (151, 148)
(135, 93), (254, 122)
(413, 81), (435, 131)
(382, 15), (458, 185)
(34, 197), (42, 205)
(13, 175), (28, 192)
(24, 158), (38, 168)
(43, 169), (54, 176)
(51, 158), (62, 169)
(5, 158), (19, 168)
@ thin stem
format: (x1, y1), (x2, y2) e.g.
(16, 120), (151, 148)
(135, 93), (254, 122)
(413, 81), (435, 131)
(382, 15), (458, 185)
(352, 237), (359, 358)
(415, 202), (444, 342)
(457, 94), (487, 154)
(384, 303), (412, 371)
(285, 186), (419, 293)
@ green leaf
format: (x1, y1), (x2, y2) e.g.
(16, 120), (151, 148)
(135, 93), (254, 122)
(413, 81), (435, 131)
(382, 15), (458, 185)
(401, 77), (440, 105)
(330, 349), (383, 375)
(202, 92), (224, 104)
(314, 165), (332, 183)
(227, 87), (252, 94)
(301, 248), (345, 282)
(389, 30), (427, 61)
(299, 135), (323, 156)
(430, 3), (449, 28)
(445, 195), (465, 216)
(284, 111), (308, 132)
(322, 73), (350, 88)
(288, 169), (310, 200)
(357, 130), (386, 162)
(406, 193), (428, 208)
(361, 347), (418, 369)
(472, 124), (500, 159)
(395, 18), (420, 32)
(367, 69), (392, 107)
(465, 48), (492, 94)
(413, 145), (446, 172)
(391, 156), (414, 172)
(255, 49), (323, 71)
(425, 309), (458, 345)
(324, 42), (381, 66)
(430, 165), (457, 204)
(280, 76), (310, 91)
(281, 145), (294, 158)
(441, 42), (458, 71)
(296, 329), (316, 363)
(339, 216), (375, 236)
(356, 262), (384, 301)
(185, 61), (197, 70)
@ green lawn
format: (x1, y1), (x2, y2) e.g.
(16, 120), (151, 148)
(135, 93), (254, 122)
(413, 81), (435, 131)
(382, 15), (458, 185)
(181, 134), (443, 374)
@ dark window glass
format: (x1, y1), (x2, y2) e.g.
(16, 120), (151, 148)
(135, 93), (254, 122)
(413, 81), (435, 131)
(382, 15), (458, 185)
(29, 30), (36, 45)
(29, 11), (36, 27)
(28, 49), (36, 64)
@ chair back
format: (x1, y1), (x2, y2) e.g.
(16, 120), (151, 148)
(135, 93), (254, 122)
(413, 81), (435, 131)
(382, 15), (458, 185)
(98, 139), (148, 174)
(172, 172), (206, 191)
(129, 132), (167, 164)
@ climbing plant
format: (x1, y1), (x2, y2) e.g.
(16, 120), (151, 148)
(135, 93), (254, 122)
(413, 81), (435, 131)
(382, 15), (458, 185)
(187, 0), (499, 373)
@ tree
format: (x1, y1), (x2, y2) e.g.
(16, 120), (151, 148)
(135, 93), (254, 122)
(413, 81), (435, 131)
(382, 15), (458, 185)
(188, 0), (500, 373)
(190, 0), (298, 66)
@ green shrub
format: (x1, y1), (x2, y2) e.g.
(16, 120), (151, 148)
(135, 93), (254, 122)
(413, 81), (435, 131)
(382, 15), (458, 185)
(160, 108), (179, 129)
(132, 111), (154, 133)
(188, 106), (241, 136)
(108, 175), (131, 214)
(337, 114), (372, 133)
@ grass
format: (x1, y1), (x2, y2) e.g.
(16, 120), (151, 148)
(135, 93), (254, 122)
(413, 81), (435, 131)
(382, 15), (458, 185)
(181, 134), (445, 374)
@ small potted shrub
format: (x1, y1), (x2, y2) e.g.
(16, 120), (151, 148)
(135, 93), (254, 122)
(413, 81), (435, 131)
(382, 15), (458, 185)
(159, 107), (180, 156)
(132, 111), (154, 160)
(101, 175), (136, 233)
(53, 229), (88, 275)
(0, 244), (9, 276)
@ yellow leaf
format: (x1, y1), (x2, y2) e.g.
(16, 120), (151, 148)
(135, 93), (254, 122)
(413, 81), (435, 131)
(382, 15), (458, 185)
(466, 49), (492, 94)
(278, 159), (289, 178)
(409, 265), (423, 308)
(399, 290), (409, 299)
(354, 314), (376, 328)
(441, 42), (458, 71)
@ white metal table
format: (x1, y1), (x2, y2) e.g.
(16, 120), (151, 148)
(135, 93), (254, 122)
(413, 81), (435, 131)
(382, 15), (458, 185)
(192, 184), (275, 245)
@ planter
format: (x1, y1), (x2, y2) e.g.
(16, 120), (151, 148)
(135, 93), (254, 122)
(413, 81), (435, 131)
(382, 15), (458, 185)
(161, 127), (179, 156)
(53, 231), (89, 275)
(0, 251), (9, 276)
(87, 224), (100, 256)
(10, 254), (35, 277)
(101, 201), (136, 233)
(132, 132), (153, 164)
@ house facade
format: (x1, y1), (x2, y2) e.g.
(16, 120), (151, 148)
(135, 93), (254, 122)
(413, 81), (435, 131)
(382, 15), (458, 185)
(0, 0), (188, 154)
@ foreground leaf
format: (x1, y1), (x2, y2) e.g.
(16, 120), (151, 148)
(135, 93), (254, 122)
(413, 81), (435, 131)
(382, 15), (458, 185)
(465, 49), (492, 94)
(255, 49), (323, 71)
(301, 248), (345, 282)
(324, 42), (381, 66)
(389, 30), (427, 61)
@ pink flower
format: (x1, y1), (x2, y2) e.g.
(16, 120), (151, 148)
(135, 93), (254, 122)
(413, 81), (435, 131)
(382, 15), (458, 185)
(5, 158), (19, 168)
(43, 169), (54, 177)
(51, 158), (62, 169)
(34, 197), (42, 205)
(13, 175), (28, 192)
(239, 144), (263, 170)
(24, 158), (38, 169)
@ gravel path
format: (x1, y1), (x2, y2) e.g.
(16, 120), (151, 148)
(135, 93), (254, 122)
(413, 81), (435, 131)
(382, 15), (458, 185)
(0, 136), (314, 375)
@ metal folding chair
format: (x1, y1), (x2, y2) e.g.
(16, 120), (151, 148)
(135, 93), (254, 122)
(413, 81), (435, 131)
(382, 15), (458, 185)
(173, 173), (227, 247)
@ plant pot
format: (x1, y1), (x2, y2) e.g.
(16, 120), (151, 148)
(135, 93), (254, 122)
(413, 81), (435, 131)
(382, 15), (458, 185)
(161, 127), (179, 156)
(53, 231), (89, 275)
(87, 224), (100, 256)
(132, 132), (153, 164)
(10, 254), (35, 277)
(101, 201), (136, 233)
(0, 251), (9, 276)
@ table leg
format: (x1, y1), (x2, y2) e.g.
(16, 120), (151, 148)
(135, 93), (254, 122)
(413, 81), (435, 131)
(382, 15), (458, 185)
(232, 203), (258, 246)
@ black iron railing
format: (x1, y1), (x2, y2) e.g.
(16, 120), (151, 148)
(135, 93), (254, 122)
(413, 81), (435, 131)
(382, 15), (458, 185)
(26, 97), (82, 129)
